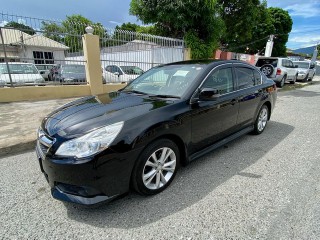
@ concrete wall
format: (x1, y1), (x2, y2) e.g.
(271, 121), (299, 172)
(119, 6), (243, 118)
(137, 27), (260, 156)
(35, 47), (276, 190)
(0, 84), (125, 103)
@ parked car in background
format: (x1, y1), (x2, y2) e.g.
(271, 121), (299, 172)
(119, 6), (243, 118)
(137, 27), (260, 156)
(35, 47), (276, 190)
(0, 62), (44, 85)
(104, 65), (144, 83)
(53, 64), (86, 83)
(36, 60), (277, 205)
(293, 61), (316, 82)
(255, 57), (298, 87)
(36, 64), (57, 81)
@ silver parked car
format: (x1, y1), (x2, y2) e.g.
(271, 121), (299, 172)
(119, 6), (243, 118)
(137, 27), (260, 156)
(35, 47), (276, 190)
(0, 62), (45, 85)
(255, 57), (298, 87)
(293, 61), (316, 82)
(35, 64), (57, 81)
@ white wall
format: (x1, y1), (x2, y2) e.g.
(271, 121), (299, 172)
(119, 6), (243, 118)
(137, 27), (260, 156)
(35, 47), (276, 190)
(66, 47), (184, 71)
(18, 46), (66, 64)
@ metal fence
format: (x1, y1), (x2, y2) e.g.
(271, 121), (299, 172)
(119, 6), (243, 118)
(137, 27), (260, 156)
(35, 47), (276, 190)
(0, 13), (185, 87)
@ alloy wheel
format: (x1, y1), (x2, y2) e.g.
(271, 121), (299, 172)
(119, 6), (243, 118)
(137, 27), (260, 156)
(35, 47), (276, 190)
(257, 107), (268, 132)
(142, 147), (176, 190)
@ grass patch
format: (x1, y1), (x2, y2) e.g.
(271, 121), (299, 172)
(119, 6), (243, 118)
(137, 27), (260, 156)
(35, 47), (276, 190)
(278, 81), (320, 92)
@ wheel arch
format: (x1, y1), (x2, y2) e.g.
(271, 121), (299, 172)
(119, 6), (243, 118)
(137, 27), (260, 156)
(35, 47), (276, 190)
(129, 133), (188, 192)
(264, 101), (272, 120)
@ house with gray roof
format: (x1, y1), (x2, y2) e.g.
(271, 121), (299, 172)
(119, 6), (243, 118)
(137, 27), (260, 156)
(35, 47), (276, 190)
(0, 28), (69, 64)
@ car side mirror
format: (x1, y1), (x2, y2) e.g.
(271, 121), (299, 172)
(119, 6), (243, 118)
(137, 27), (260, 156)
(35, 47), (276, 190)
(199, 88), (220, 100)
(114, 72), (120, 76)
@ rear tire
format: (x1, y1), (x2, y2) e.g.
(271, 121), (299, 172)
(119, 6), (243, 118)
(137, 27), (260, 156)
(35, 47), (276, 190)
(276, 76), (286, 88)
(131, 139), (180, 196)
(253, 105), (269, 135)
(290, 74), (297, 84)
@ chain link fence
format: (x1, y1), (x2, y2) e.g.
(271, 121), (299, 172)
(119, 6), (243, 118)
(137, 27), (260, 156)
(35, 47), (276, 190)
(0, 13), (185, 87)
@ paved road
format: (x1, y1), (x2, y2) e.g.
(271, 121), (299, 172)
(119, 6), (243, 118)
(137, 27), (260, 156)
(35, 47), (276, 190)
(1, 81), (320, 239)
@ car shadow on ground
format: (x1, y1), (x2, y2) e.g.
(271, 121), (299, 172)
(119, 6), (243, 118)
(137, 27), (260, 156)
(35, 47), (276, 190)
(64, 121), (294, 229)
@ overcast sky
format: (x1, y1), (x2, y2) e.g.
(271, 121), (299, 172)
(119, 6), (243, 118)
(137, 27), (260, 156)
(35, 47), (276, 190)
(1, 0), (319, 50)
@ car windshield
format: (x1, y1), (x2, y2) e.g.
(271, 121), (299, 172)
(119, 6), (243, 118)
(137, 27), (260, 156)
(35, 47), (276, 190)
(0, 64), (38, 74)
(293, 62), (309, 69)
(120, 66), (144, 75)
(62, 65), (85, 73)
(122, 64), (204, 97)
(256, 59), (278, 67)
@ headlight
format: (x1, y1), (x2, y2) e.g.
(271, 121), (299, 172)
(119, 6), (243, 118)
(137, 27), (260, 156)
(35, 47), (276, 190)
(298, 71), (306, 74)
(55, 121), (124, 158)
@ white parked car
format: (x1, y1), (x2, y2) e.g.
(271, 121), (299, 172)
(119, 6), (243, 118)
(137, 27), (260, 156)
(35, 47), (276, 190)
(103, 65), (144, 83)
(255, 57), (298, 87)
(293, 61), (316, 82)
(0, 62), (45, 85)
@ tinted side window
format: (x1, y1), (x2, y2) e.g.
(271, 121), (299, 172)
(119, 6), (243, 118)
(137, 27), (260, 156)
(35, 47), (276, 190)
(202, 68), (234, 94)
(235, 67), (255, 89)
(253, 69), (262, 85)
(282, 60), (288, 67)
(288, 60), (294, 68)
(106, 66), (112, 72)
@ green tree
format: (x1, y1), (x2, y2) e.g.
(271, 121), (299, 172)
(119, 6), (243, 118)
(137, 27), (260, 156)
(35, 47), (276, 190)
(130, 0), (224, 59)
(249, 1), (275, 54)
(4, 21), (36, 35)
(268, 7), (293, 57)
(218, 0), (261, 51)
(41, 22), (64, 43)
(41, 15), (105, 52)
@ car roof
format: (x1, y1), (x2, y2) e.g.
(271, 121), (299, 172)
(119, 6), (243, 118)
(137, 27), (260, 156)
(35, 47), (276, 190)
(292, 60), (311, 63)
(160, 59), (253, 68)
(0, 62), (35, 65)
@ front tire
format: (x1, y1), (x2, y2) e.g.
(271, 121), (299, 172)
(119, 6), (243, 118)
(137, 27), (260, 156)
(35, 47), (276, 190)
(253, 105), (269, 135)
(131, 139), (180, 195)
(303, 74), (309, 82)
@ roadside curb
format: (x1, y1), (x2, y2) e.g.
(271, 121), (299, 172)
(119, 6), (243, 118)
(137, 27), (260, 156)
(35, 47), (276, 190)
(0, 140), (36, 158)
(278, 80), (320, 92)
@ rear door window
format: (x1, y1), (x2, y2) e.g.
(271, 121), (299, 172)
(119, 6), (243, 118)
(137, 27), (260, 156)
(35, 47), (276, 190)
(235, 67), (255, 89)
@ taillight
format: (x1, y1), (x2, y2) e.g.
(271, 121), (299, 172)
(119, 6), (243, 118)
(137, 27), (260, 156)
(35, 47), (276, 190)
(276, 68), (281, 75)
(266, 84), (277, 93)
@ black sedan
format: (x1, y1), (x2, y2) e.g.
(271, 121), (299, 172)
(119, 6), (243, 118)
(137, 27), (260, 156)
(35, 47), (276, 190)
(36, 60), (277, 205)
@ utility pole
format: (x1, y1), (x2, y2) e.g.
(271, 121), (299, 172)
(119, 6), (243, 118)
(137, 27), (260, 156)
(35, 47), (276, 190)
(264, 35), (274, 57)
(311, 42), (318, 62)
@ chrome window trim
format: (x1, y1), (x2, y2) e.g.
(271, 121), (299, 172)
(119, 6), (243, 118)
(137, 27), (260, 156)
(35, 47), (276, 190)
(190, 62), (263, 103)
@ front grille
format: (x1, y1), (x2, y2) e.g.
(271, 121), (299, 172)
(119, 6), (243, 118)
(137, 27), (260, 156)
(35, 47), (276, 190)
(37, 129), (55, 158)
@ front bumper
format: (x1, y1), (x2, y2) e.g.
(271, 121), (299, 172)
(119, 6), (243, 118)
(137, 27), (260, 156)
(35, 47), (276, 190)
(36, 137), (140, 205)
(297, 73), (307, 80)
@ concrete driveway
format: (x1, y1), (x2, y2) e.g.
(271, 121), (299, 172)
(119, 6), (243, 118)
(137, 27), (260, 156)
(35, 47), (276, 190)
(0, 79), (320, 239)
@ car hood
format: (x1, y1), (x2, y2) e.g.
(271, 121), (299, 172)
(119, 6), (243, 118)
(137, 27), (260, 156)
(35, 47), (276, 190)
(42, 92), (176, 138)
(61, 73), (86, 79)
(0, 74), (44, 83)
(296, 68), (308, 72)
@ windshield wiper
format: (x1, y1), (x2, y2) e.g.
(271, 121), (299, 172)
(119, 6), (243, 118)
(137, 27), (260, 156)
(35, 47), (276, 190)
(150, 94), (180, 99)
(122, 90), (147, 95)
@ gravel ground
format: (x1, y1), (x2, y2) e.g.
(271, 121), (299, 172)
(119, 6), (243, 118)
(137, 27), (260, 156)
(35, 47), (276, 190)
(1, 77), (320, 239)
